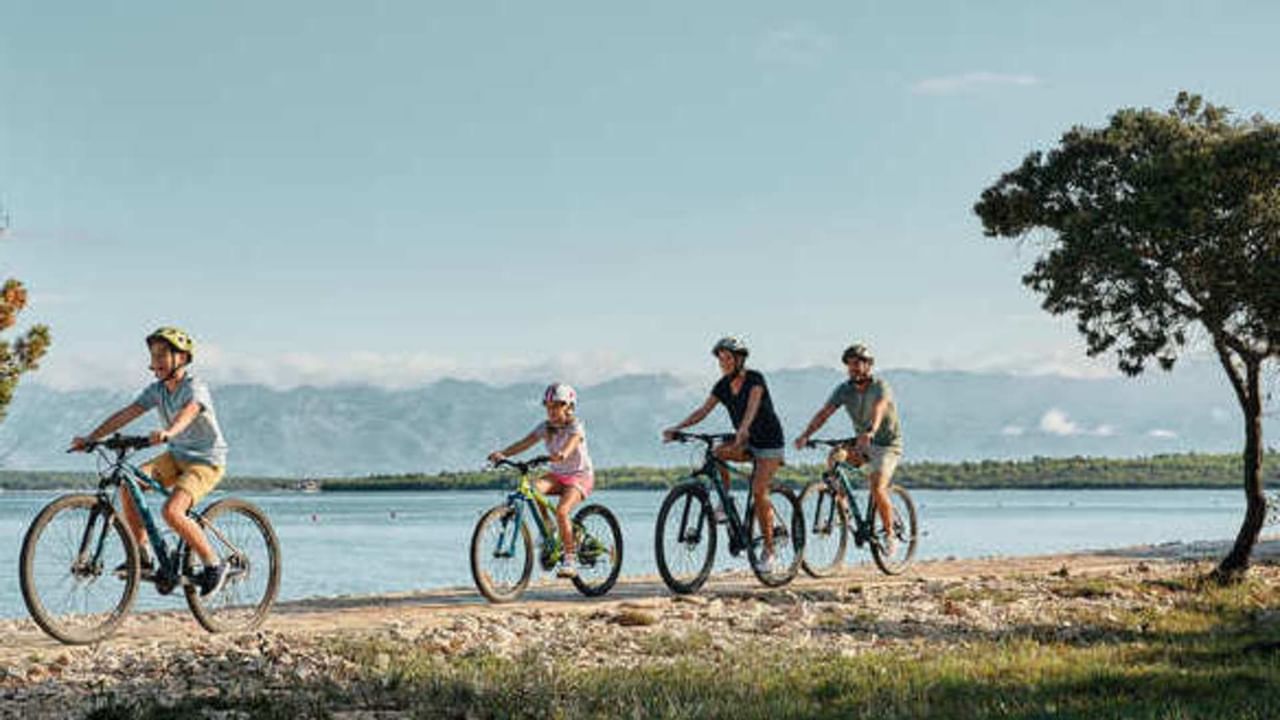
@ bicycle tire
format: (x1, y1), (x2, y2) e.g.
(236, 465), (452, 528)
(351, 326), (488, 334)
(798, 479), (849, 578)
(869, 485), (919, 575)
(746, 483), (805, 587)
(570, 504), (623, 597)
(184, 498), (281, 633)
(654, 482), (717, 595)
(20, 494), (140, 645)
(471, 504), (534, 602)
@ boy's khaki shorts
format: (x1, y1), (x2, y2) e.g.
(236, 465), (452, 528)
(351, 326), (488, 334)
(142, 452), (224, 504)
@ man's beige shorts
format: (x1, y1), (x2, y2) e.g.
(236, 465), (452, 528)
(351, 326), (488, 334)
(142, 452), (224, 504)
(829, 444), (902, 484)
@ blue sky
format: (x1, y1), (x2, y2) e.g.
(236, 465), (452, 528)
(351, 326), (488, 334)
(2, 1), (1277, 389)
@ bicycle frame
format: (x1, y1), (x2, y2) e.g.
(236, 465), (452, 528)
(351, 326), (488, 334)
(677, 434), (760, 553)
(88, 443), (198, 589)
(490, 458), (572, 568)
(818, 461), (877, 546)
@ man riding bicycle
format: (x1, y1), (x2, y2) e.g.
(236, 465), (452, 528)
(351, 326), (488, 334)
(793, 343), (903, 554)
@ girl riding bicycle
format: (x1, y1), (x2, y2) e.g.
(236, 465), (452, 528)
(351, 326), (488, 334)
(663, 336), (786, 573)
(488, 383), (595, 579)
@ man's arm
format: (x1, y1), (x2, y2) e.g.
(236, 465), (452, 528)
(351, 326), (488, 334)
(794, 404), (839, 449)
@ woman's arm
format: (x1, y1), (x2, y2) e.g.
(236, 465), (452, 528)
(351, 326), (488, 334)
(663, 395), (719, 439)
(734, 386), (765, 447)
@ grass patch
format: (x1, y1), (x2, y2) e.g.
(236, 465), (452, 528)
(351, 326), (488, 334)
(83, 572), (1280, 719)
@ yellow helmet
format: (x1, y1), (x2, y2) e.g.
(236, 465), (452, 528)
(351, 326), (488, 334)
(146, 326), (195, 358)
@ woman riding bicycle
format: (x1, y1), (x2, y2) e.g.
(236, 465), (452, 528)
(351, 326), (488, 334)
(663, 336), (786, 573)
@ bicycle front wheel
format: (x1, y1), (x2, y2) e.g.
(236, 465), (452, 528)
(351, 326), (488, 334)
(471, 504), (534, 603)
(747, 483), (805, 587)
(798, 479), (849, 578)
(19, 494), (140, 645)
(869, 485), (919, 575)
(184, 498), (281, 634)
(654, 483), (717, 595)
(571, 504), (623, 597)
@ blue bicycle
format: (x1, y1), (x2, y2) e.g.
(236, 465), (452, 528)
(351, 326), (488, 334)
(470, 456), (623, 602)
(19, 434), (281, 644)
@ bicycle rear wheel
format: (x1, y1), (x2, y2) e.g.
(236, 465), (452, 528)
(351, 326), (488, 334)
(471, 504), (534, 602)
(799, 479), (849, 578)
(20, 494), (140, 645)
(184, 498), (281, 633)
(654, 483), (717, 594)
(747, 483), (805, 587)
(570, 504), (623, 597)
(869, 485), (919, 575)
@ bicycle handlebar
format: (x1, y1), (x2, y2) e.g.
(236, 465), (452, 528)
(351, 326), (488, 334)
(667, 431), (736, 446)
(802, 437), (857, 449)
(491, 455), (551, 475)
(72, 434), (153, 453)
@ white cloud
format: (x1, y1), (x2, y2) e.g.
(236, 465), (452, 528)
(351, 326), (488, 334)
(1148, 429), (1178, 439)
(757, 23), (834, 67)
(1039, 409), (1079, 436)
(1000, 425), (1025, 436)
(1093, 424), (1116, 437)
(32, 347), (650, 391)
(911, 72), (1040, 96)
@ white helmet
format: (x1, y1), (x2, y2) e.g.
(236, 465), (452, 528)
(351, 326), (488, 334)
(711, 336), (749, 358)
(542, 382), (577, 405)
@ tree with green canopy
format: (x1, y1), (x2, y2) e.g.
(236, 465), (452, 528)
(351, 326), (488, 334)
(974, 92), (1280, 580)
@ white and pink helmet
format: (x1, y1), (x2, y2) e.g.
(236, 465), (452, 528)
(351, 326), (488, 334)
(542, 382), (577, 405)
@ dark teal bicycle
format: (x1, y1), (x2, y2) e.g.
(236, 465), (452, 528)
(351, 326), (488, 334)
(654, 432), (805, 594)
(19, 434), (281, 644)
(470, 456), (623, 603)
(797, 438), (918, 576)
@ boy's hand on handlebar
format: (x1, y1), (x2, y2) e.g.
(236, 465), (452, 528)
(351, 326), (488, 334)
(149, 430), (169, 446)
(662, 428), (679, 443)
(487, 451), (506, 464)
(68, 436), (89, 453)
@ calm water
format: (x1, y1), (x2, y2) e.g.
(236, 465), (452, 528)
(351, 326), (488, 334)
(0, 487), (1247, 619)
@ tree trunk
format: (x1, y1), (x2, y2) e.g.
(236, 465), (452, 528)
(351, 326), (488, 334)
(1215, 358), (1265, 582)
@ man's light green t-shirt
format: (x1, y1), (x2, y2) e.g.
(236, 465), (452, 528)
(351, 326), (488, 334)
(826, 377), (902, 449)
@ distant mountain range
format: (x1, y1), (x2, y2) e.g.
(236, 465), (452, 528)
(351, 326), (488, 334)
(0, 363), (1272, 477)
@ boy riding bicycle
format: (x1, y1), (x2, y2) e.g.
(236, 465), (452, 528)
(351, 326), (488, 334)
(69, 327), (231, 596)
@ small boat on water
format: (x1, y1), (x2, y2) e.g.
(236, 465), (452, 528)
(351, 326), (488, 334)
(295, 479), (320, 493)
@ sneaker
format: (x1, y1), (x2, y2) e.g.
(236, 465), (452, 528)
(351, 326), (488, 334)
(556, 554), (578, 579)
(753, 550), (780, 576)
(879, 532), (898, 558)
(198, 563), (229, 597)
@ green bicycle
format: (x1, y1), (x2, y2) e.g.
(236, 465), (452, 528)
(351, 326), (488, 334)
(469, 456), (623, 603)
(798, 438), (918, 576)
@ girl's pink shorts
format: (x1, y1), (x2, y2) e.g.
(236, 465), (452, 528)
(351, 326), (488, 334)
(549, 471), (594, 498)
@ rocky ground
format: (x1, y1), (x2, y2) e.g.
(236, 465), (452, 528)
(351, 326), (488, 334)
(2, 539), (1277, 718)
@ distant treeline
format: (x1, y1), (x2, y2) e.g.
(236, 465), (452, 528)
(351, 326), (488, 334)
(2, 452), (1274, 493)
